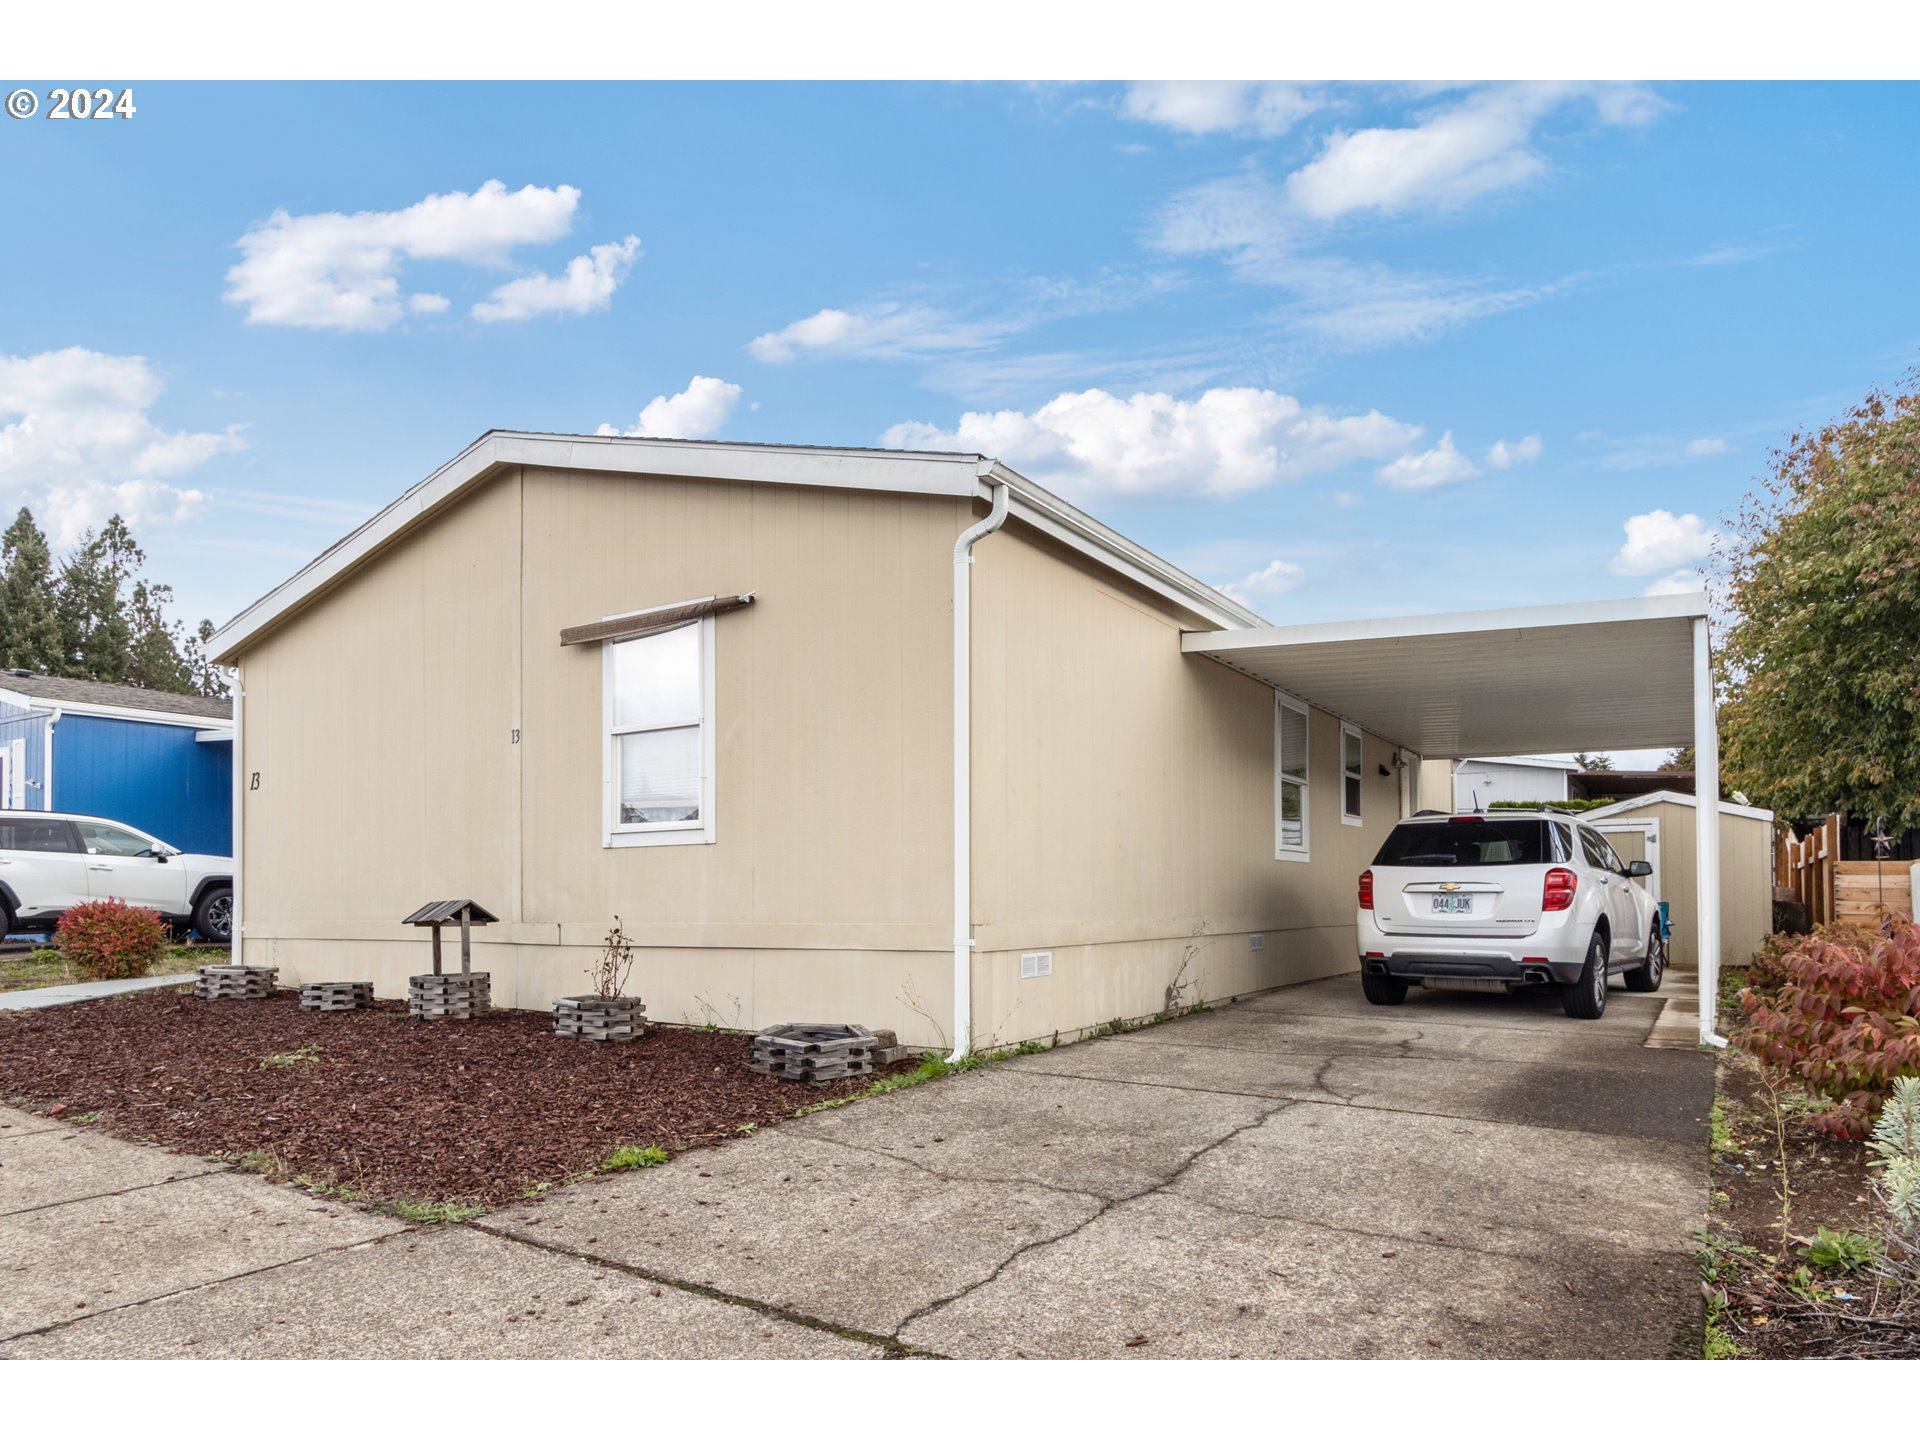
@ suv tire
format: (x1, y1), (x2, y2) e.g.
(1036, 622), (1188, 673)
(192, 885), (234, 944)
(0, 897), (14, 941)
(1361, 970), (1409, 1006)
(1625, 922), (1666, 993)
(1562, 930), (1609, 1019)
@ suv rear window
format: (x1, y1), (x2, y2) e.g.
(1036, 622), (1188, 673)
(1372, 818), (1551, 867)
(0, 818), (76, 853)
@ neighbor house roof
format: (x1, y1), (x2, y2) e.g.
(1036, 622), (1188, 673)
(1457, 755), (1580, 772)
(0, 673), (233, 724)
(209, 431), (1266, 662)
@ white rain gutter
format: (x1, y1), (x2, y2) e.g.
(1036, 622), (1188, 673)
(950, 476), (1010, 1063)
(230, 671), (243, 963)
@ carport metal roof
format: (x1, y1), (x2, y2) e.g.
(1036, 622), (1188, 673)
(1181, 593), (1708, 757)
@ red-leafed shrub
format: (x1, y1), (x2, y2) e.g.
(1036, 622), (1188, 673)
(1738, 922), (1920, 1138)
(55, 899), (170, 981)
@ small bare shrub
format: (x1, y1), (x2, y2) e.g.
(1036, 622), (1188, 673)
(587, 916), (636, 1000)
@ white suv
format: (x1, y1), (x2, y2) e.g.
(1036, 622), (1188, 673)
(1355, 810), (1665, 1019)
(0, 812), (233, 943)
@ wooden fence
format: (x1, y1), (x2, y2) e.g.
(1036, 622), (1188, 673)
(1775, 814), (1840, 927)
(1776, 814), (1916, 928)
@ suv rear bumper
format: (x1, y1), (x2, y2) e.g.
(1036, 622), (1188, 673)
(1360, 949), (1586, 986)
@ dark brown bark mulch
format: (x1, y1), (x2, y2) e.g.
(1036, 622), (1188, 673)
(0, 990), (897, 1206)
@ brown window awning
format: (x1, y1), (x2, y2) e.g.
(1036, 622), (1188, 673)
(560, 593), (755, 647)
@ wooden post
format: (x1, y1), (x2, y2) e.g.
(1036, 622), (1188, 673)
(430, 924), (443, 976)
(459, 906), (472, 975)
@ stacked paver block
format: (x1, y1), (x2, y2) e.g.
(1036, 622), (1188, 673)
(750, 1022), (878, 1082)
(298, 980), (375, 1013)
(192, 965), (278, 1001)
(553, 994), (646, 1042)
(408, 971), (491, 1020)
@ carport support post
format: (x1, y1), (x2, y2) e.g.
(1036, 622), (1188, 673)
(1693, 617), (1728, 1048)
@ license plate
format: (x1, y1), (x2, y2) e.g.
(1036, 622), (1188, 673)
(1430, 895), (1473, 914)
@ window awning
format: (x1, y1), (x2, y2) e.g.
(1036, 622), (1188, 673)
(1180, 593), (1709, 756)
(560, 593), (755, 647)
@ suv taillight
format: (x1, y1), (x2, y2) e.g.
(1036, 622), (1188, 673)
(1359, 869), (1374, 910)
(1543, 867), (1578, 912)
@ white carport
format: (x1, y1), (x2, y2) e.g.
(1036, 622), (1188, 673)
(1182, 593), (1726, 1046)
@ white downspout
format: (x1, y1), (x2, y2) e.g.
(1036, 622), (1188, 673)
(43, 709), (59, 811)
(950, 477), (1010, 1063)
(1693, 617), (1728, 1048)
(230, 670), (243, 964)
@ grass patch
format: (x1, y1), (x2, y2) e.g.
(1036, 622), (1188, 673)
(391, 1198), (486, 1224)
(258, 1044), (323, 1070)
(602, 1144), (670, 1171)
(0, 941), (222, 996)
(1709, 1097), (1738, 1155)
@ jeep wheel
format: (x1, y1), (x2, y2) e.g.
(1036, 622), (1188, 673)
(1625, 922), (1666, 992)
(1361, 970), (1409, 1006)
(1562, 930), (1609, 1019)
(192, 886), (233, 944)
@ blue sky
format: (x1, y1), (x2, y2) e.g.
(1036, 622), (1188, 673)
(3, 80), (1917, 645)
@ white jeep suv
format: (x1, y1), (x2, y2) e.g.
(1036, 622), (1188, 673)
(1356, 810), (1664, 1019)
(0, 811), (233, 943)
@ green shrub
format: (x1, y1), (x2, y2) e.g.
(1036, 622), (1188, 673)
(1487, 798), (1619, 813)
(55, 898), (169, 981)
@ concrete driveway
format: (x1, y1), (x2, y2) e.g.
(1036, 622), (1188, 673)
(1, 974), (1712, 1359)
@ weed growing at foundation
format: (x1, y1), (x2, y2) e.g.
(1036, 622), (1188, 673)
(391, 1198), (486, 1223)
(602, 1144), (670, 1171)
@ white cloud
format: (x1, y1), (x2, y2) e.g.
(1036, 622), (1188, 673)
(1121, 81), (1318, 138)
(1485, 434), (1543, 469)
(471, 235), (640, 322)
(596, 375), (742, 440)
(1643, 569), (1706, 597)
(1219, 557), (1306, 607)
(1286, 83), (1661, 219)
(0, 347), (243, 546)
(1331, 489), (1364, 509)
(225, 181), (635, 330)
(881, 386), (1419, 502)
(1376, 431), (1480, 491)
(1685, 437), (1728, 457)
(1610, 509), (1718, 575)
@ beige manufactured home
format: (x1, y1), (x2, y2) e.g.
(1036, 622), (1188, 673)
(210, 432), (1732, 1049)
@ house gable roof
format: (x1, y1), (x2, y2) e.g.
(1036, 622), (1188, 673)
(0, 673), (233, 723)
(207, 431), (1264, 662)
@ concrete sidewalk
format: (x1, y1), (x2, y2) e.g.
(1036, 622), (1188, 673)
(0, 974), (1713, 1359)
(0, 974), (196, 1011)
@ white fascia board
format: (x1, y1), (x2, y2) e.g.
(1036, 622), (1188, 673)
(983, 464), (1262, 632)
(211, 431), (1261, 662)
(1181, 592), (1711, 657)
(194, 728), (234, 743)
(0, 687), (229, 730)
(1582, 789), (1774, 823)
(1460, 755), (1581, 772)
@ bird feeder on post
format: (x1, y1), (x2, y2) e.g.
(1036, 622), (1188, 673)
(402, 899), (499, 1019)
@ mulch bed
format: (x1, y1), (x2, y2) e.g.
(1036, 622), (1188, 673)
(1709, 983), (1920, 1358)
(0, 989), (901, 1206)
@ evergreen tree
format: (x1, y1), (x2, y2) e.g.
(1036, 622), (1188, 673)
(0, 508), (62, 673)
(55, 516), (142, 683)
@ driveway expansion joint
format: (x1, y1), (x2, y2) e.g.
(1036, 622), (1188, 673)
(891, 1098), (1297, 1337)
(793, 1129), (1111, 1204)
(0, 1163), (221, 1220)
(468, 1220), (938, 1359)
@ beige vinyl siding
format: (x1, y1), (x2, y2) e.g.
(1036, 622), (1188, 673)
(967, 519), (1397, 1043)
(238, 464), (967, 1042)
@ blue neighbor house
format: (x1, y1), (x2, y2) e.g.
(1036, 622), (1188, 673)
(0, 673), (233, 857)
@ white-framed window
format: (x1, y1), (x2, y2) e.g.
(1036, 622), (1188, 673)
(1341, 721), (1364, 827)
(1275, 693), (1309, 862)
(602, 617), (716, 848)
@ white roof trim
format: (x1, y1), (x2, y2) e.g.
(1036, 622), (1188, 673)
(210, 432), (1259, 660)
(1184, 592), (1710, 657)
(0, 686), (231, 731)
(1458, 755), (1581, 772)
(1583, 789), (1775, 823)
